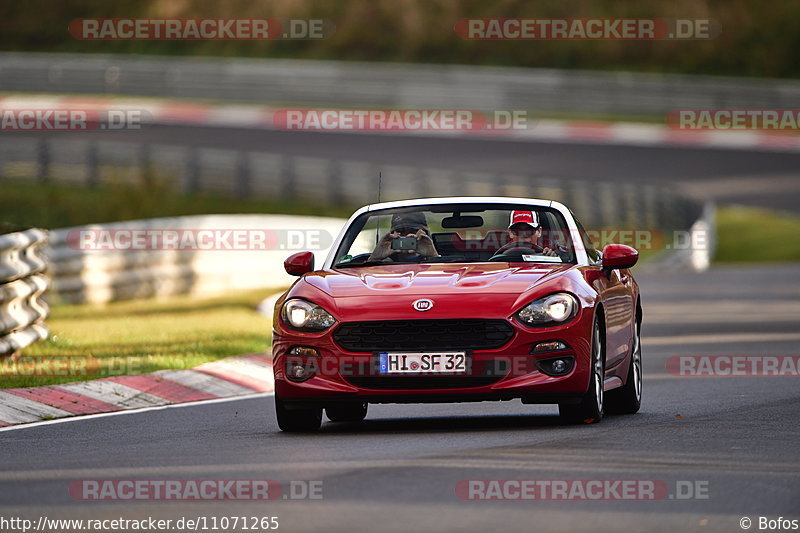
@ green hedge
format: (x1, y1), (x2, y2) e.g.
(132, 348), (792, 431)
(1, 0), (798, 78)
(0, 179), (353, 229)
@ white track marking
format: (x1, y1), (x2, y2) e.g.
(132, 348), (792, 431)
(0, 392), (273, 433)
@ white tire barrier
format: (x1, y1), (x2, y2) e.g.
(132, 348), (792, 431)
(0, 229), (49, 356)
(46, 214), (346, 304)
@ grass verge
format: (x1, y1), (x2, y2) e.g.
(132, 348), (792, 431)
(715, 205), (800, 263)
(0, 289), (278, 389)
(0, 179), (354, 229)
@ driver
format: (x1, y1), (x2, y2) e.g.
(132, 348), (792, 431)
(494, 210), (558, 257)
(368, 212), (439, 262)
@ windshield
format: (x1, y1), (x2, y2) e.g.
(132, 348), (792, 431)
(332, 203), (576, 267)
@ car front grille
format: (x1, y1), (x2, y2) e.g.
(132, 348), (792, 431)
(332, 319), (515, 352)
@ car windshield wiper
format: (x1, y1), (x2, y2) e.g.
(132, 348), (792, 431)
(419, 256), (468, 263)
(335, 256), (499, 267)
(334, 260), (385, 268)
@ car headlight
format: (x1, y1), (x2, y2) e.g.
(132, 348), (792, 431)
(281, 299), (337, 332)
(516, 293), (579, 326)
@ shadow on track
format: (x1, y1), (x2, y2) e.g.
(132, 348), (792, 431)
(309, 413), (569, 435)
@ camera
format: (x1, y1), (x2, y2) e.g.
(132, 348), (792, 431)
(391, 236), (418, 250)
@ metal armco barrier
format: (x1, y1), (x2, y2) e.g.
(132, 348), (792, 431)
(640, 202), (716, 273)
(1, 52), (799, 114)
(0, 229), (50, 356)
(0, 137), (703, 235)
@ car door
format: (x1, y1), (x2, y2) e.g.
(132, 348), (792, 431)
(574, 216), (635, 370)
(597, 268), (635, 369)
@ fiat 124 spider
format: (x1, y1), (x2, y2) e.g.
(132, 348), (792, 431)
(272, 197), (642, 431)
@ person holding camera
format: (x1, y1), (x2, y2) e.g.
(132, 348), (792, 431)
(368, 212), (439, 262)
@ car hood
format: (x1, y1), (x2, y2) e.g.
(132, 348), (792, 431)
(304, 263), (574, 298)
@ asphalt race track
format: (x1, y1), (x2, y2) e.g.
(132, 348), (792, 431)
(14, 125), (800, 212)
(1, 263), (798, 533)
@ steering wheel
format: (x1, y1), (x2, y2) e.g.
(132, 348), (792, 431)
(338, 252), (372, 264)
(488, 246), (541, 262)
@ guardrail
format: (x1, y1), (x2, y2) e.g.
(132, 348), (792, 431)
(1, 136), (702, 235)
(638, 202), (716, 273)
(0, 229), (50, 356)
(46, 214), (346, 304)
(2, 52), (799, 115)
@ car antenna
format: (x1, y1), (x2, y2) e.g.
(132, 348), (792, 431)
(376, 171), (382, 245)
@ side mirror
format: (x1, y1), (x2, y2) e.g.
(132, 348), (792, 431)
(601, 244), (638, 271)
(284, 251), (315, 276)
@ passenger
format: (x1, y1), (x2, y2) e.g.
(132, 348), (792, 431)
(368, 212), (439, 262)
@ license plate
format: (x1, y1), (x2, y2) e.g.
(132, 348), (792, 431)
(378, 352), (468, 374)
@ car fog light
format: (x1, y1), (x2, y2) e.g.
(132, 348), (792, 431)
(535, 356), (575, 377)
(288, 363), (309, 380)
(285, 349), (319, 383)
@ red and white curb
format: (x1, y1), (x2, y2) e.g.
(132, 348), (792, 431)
(2, 94), (799, 152)
(0, 354), (273, 427)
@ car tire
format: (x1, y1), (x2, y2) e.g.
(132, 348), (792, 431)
(605, 318), (642, 415)
(326, 402), (368, 423)
(559, 316), (604, 424)
(275, 395), (322, 432)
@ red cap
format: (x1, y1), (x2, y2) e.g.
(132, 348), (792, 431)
(508, 210), (539, 229)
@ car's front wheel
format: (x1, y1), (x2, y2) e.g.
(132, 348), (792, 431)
(606, 318), (642, 415)
(559, 316), (604, 424)
(326, 402), (368, 423)
(275, 395), (322, 432)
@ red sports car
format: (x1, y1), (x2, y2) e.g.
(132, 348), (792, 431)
(272, 197), (642, 431)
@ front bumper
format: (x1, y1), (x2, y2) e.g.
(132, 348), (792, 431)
(272, 311), (595, 406)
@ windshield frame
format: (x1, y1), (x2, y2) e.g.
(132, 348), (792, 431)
(325, 198), (589, 269)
